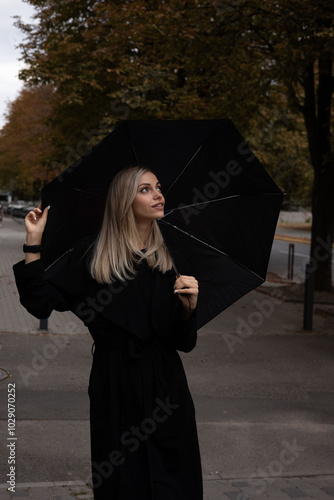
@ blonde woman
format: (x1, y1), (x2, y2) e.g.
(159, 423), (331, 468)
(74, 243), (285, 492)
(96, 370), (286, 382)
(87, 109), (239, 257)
(14, 166), (203, 500)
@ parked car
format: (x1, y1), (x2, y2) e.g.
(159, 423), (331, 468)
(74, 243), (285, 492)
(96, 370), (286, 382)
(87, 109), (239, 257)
(19, 204), (38, 219)
(8, 201), (39, 218)
(0, 201), (9, 214)
(8, 201), (26, 217)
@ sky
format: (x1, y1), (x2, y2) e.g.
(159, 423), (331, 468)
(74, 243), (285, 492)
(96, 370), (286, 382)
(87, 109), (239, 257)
(0, 0), (36, 129)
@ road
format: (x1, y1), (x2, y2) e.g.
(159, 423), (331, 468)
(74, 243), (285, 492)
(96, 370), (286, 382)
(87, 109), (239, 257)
(1, 328), (334, 485)
(1, 216), (334, 500)
(268, 233), (334, 283)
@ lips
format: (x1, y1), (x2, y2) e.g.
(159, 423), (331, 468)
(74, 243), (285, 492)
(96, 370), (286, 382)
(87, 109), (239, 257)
(152, 203), (164, 208)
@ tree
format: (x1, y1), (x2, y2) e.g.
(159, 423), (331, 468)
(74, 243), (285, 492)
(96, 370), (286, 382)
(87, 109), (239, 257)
(14, 0), (329, 287)
(15, 1), (276, 172)
(212, 0), (334, 289)
(0, 85), (55, 198)
(247, 105), (313, 209)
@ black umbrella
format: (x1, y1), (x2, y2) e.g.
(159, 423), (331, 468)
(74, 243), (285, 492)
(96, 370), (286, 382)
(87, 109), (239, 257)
(41, 119), (283, 328)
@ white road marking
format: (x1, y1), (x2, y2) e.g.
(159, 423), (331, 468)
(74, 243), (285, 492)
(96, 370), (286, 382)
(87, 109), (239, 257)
(280, 250), (308, 258)
(280, 249), (334, 264)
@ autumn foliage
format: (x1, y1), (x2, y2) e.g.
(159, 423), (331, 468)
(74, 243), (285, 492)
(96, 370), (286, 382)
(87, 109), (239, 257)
(0, 0), (333, 287)
(0, 86), (56, 198)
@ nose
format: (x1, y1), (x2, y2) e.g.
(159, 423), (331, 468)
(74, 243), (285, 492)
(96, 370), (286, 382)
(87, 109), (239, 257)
(154, 189), (163, 198)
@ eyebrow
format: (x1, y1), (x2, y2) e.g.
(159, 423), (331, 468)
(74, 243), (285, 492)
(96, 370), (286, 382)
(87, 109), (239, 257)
(138, 182), (161, 187)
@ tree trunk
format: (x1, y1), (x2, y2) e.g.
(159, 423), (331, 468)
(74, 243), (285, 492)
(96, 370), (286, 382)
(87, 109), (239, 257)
(310, 177), (333, 290)
(302, 58), (334, 290)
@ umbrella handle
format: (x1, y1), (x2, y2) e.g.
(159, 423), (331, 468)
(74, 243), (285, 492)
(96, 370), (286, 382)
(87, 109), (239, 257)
(164, 242), (191, 311)
(171, 258), (180, 278)
(172, 264), (192, 312)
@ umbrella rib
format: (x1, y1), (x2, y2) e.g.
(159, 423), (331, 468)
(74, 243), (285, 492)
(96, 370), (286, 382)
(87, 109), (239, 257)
(163, 194), (240, 215)
(43, 248), (74, 272)
(159, 219), (265, 281)
(124, 123), (141, 165)
(130, 143), (140, 165)
(164, 145), (203, 197)
(163, 192), (282, 215)
(163, 119), (230, 197)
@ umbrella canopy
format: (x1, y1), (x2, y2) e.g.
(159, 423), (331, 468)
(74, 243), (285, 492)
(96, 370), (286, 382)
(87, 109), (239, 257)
(41, 119), (283, 328)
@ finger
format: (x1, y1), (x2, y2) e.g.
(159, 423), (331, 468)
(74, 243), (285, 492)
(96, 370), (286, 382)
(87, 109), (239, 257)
(175, 286), (198, 292)
(41, 205), (50, 220)
(32, 207), (43, 216)
(175, 275), (198, 283)
(27, 205), (43, 220)
(174, 278), (198, 290)
(174, 285), (198, 294)
(174, 287), (198, 295)
(26, 210), (38, 222)
(179, 280), (198, 289)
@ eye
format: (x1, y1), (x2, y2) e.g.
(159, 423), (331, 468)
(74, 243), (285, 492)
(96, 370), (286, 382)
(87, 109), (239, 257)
(140, 187), (148, 193)
(156, 185), (162, 192)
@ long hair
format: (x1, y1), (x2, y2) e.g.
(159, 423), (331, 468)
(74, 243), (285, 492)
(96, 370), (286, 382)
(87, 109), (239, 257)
(89, 166), (173, 284)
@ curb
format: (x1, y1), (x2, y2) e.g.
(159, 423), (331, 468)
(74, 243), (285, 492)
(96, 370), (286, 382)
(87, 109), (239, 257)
(315, 306), (334, 318)
(0, 481), (90, 490)
(2, 471), (334, 488)
(274, 234), (310, 244)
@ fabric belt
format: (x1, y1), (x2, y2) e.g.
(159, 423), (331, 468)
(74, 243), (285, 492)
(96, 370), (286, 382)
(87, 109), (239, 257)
(93, 336), (161, 359)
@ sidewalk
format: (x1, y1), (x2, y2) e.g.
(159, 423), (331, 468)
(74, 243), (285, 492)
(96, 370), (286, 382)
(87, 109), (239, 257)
(1, 216), (334, 500)
(1, 475), (334, 499)
(0, 217), (88, 335)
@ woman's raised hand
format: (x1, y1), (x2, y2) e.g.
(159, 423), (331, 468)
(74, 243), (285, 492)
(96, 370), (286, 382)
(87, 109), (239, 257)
(174, 275), (199, 319)
(25, 203), (50, 245)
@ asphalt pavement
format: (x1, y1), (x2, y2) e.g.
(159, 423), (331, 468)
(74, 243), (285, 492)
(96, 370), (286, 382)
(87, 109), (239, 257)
(1, 216), (334, 500)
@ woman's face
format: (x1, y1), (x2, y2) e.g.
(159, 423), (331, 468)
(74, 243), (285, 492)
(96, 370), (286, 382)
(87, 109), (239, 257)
(132, 171), (165, 223)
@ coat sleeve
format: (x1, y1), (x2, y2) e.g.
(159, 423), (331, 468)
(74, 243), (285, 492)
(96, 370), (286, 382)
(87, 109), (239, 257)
(13, 256), (75, 319)
(167, 250), (199, 353)
(168, 302), (198, 353)
(13, 237), (96, 320)
(151, 257), (199, 353)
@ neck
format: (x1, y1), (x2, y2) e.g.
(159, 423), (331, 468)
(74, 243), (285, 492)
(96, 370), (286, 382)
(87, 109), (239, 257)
(136, 220), (152, 249)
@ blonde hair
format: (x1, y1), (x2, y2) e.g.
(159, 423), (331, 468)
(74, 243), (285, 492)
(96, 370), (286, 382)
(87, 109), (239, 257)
(90, 166), (173, 284)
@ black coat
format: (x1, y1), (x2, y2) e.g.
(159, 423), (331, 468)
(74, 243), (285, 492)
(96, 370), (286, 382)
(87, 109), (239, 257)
(13, 241), (203, 500)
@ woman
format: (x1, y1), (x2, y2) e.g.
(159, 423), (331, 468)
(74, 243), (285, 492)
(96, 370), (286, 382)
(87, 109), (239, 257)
(13, 166), (203, 499)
